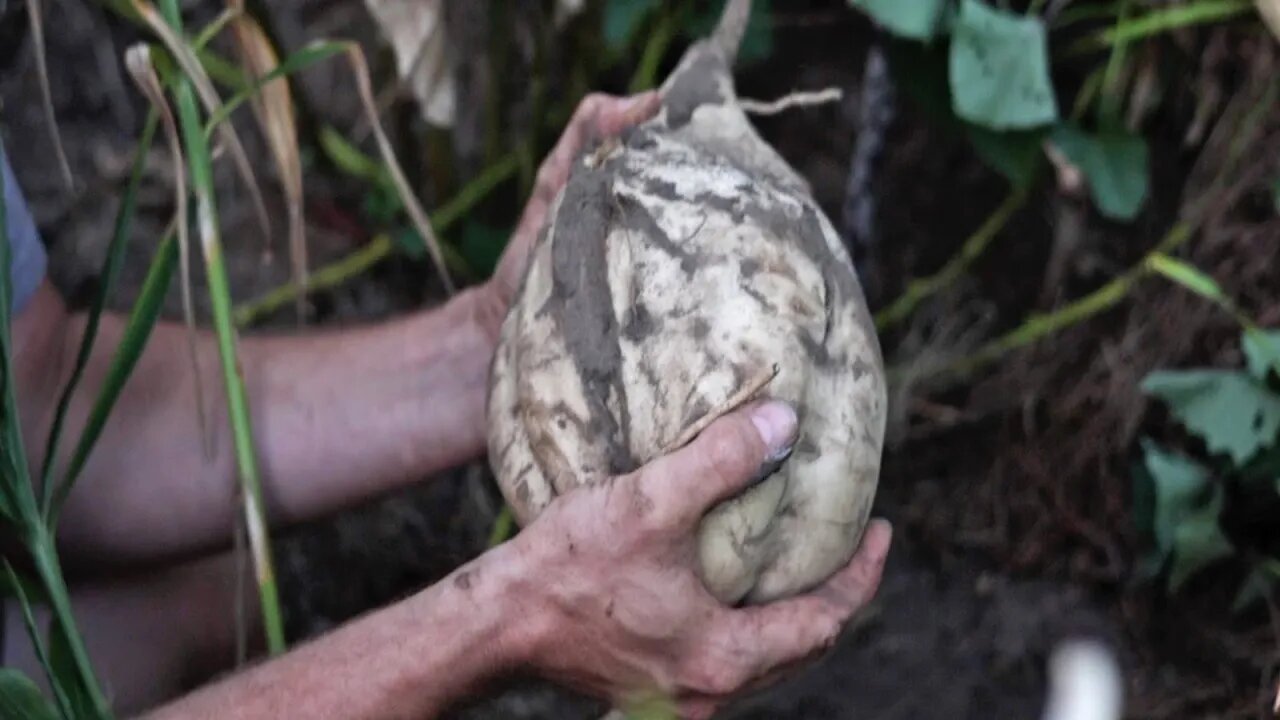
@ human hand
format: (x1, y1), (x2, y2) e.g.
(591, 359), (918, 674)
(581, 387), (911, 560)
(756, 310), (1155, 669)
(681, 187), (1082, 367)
(476, 91), (663, 337)
(509, 400), (892, 719)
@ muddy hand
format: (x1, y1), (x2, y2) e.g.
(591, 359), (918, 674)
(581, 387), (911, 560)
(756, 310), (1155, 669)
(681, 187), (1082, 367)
(510, 400), (893, 720)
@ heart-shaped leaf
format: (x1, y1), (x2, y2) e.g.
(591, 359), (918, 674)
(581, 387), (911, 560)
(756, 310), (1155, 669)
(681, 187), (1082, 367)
(849, 0), (948, 40)
(1142, 370), (1280, 466)
(949, 0), (1058, 130)
(1051, 123), (1149, 221)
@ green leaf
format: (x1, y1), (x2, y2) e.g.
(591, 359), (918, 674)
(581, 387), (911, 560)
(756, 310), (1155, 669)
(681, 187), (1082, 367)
(604, 0), (661, 50)
(1232, 557), (1280, 613)
(203, 41), (347, 137)
(1140, 442), (1232, 592)
(1142, 442), (1211, 555)
(1242, 329), (1280, 380)
(40, 111), (158, 514)
(457, 220), (509, 278)
(1142, 370), (1280, 466)
(0, 670), (59, 720)
(391, 227), (427, 260)
(2, 562), (72, 718)
(319, 126), (391, 186)
(967, 126), (1045, 191)
(949, 0), (1058, 131)
(1144, 253), (1227, 306)
(849, 0), (948, 40)
(53, 234), (179, 514)
(1167, 490), (1233, 591)
(48, 618), (96, 719)
(1050, 124), (1149, 220)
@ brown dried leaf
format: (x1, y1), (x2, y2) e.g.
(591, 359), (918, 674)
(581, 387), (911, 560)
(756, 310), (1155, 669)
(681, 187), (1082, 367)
(228, 2), (308, 322)
(133, 0), (274, 246)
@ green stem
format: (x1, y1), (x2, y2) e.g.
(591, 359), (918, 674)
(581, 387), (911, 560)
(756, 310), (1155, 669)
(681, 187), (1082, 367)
(157, 0), (285, 655)
(233, 153), (519, 327)
(1062, 0), (1254, 56)
(875, 191), (1027, 331)
(31, 531), (111, 719)
(204, 240), (286, 653)
(945, 221), (1194, 378)
(629, 2), (683, 93)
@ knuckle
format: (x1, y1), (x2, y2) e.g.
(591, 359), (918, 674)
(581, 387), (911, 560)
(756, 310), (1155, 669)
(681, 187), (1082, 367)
(575, 92), (607, 119)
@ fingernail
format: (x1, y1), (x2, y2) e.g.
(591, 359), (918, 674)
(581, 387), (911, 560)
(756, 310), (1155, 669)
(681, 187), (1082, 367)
(749, 401), (798, 460)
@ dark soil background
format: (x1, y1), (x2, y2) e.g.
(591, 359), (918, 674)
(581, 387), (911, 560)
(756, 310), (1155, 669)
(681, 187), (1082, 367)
(3, 0), (1279, 718)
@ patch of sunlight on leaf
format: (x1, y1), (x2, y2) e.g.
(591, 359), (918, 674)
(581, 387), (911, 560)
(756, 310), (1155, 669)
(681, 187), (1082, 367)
(1050, 123), (1149, 221)
(949, 0), (1058, 130)
(849, 0), (948, 40)
(1142, 371), (1280, 465)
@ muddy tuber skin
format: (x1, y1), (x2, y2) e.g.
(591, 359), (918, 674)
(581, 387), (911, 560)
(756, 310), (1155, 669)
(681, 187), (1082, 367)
(487, 0), (887, 605)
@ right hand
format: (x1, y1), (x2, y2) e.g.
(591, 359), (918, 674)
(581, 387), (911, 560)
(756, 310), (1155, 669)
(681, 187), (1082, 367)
(509, 400), (892, 719)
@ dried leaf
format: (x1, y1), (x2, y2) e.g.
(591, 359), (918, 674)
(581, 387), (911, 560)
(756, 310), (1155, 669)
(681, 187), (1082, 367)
(362, 0), (456, 127)
(133, 0), (273, 244)
(228, 4), (308, 321)
(342, 44), (454, 293)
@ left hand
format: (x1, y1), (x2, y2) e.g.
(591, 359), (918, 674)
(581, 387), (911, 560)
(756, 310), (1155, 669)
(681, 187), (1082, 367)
(476, 91), (663, 337)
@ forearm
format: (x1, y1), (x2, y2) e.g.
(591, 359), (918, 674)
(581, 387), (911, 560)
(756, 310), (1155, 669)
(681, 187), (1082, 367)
(139, 542), (542, 720)
(19, 281), (502, 567)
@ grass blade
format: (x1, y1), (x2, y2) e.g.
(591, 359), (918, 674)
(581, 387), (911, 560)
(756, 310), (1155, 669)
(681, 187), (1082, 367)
(155, 0), (286, 655)
(2, 562), (72, 719)
(54, 231), (179, 511)
(0, 667), (60, 720)
(36, 109), (159, 517)
(125, 44), (214, 461)
(204, 42), (348, 140)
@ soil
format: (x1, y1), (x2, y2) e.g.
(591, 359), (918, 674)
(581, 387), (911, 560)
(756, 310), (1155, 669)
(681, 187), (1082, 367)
(3, 1), (1279, 718)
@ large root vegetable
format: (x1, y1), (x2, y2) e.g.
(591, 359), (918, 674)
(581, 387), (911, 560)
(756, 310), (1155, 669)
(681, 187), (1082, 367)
(486, 0), (886, 604)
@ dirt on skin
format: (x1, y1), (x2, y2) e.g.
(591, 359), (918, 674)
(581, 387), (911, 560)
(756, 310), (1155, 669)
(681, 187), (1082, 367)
(3, 1), (1279, 718)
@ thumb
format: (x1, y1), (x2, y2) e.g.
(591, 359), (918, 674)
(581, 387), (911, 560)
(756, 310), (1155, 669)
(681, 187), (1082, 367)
(640, 400), (799, 526)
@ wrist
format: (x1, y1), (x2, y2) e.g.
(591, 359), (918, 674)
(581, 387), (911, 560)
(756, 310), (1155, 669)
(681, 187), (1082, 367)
(463, 280), (512, 350)
(395, 540), (556, 717)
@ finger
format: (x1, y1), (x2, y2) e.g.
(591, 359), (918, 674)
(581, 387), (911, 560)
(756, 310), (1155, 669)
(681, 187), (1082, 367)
(813, 518), (892, 612)
(593, 91), (662, 137)
(715, 519), (892, 678)
(639, 400), (798, 526)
